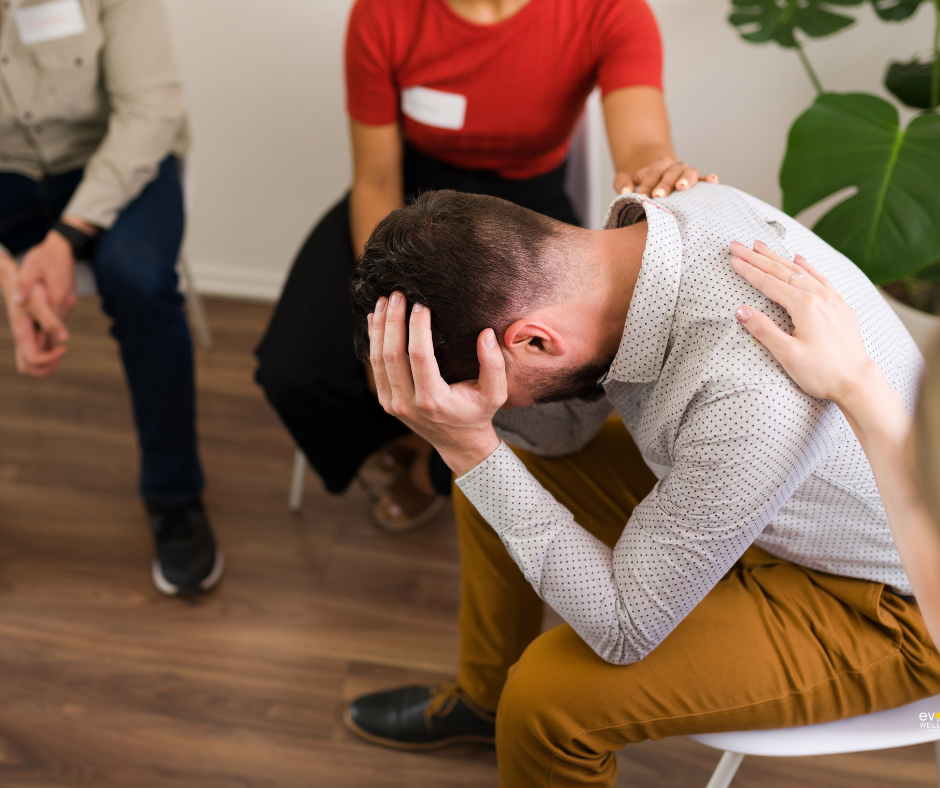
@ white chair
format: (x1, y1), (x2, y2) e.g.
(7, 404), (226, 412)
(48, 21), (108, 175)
(74, 155), (212, 350)
(690, 693), (940, 788)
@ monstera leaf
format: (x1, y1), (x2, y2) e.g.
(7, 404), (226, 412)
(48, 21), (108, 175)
(869, 0), (928, 20)
(729, 0), (864, 48)
(781, 93), (940, 283)
(886, 56), (937, 109)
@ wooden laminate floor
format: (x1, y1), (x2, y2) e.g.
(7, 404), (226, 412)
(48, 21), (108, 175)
(0, 297), (934, 787)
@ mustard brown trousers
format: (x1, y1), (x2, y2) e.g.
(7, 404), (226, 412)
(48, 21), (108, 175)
(453, 419), (940, 787)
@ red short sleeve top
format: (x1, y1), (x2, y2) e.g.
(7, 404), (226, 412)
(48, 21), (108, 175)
(345, 0), (663, 180)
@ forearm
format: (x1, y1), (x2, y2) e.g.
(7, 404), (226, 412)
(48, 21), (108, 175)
(350, 180), (402, 256)
(837, 366), (940, 646)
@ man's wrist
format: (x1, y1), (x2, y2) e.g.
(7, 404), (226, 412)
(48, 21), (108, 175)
(437, 431), (502, 478)
(60, 215), (99, 237)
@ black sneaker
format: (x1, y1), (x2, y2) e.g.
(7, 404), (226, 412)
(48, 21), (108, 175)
(344, 683), (495, 750)
(146, 500), (224, 596)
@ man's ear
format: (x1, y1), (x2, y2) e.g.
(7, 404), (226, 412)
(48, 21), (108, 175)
(503, 319), (568, 359)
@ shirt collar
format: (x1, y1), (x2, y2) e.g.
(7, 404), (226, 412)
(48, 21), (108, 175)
(601, 193), (683, 385)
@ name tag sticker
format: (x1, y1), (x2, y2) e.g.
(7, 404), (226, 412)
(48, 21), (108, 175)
(401, 86), (467, 131)
(14, 0), (87, 45)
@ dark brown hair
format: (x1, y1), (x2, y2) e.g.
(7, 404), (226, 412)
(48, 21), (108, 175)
(351, 190), (562, 383)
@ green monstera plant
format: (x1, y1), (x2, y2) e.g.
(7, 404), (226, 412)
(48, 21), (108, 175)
(729, 0), (940, 313)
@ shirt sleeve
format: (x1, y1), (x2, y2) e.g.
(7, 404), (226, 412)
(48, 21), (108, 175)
(457, 383), (846, 665)
(345, 0), (400, 126)
(492, 398), (613, 457)
(594, 0), (663, 96)
(64, 0), (185, 229)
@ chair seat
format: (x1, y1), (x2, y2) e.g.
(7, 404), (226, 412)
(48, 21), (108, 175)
(689, 694), (940, 757)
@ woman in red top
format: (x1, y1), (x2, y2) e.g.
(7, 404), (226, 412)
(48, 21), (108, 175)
(255, 0), (715, 531)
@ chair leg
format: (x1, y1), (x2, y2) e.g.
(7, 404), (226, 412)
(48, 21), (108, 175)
(704, 751), (745, 788)
(934, 739), (940, 788)
(178, 251), (213, 350)
(289, 449), (307, 512)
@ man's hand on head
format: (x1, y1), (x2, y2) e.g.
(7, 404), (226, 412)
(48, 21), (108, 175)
(369, 291), (505, 477)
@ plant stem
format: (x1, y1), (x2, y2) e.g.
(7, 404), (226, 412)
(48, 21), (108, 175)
(795, 40), (824, 95)
(932, 0), (940, 110)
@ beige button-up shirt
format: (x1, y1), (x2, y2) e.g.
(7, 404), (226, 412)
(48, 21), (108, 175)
(0, 0), (187, 230)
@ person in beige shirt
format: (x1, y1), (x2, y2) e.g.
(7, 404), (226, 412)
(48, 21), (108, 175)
(0, 0), (223, 596)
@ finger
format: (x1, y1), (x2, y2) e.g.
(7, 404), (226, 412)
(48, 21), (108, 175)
(614, 173), (636, 195)
(408, 303), (444, 398)
(704, 173), (720, 184)
(730, 240), (819, 293)
(26, 289), (69, 345)
(370, 298), (393, 405)
(382, 291), (415, 402)
(792, 254), (841, 298)
(734, 305), (795, 359)
(730, 255), (806, 313)
(651, 161), (691, 198)
(475, 328), (507, 407)
(636, 158), (672, 197)
(674, 167), (700, 192)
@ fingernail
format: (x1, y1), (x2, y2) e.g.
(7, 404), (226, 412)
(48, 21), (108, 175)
(412, 303), (424, 313)
(638, 192), (649, 199)
(676, 179), (689, 190)
(653, 188), (666, 198)
(375, 298), (387, 314)
(754, 239), (767, 249)
(12, 291), (24, 305)
(794, 254), (807, 264)
(389, 292), (402, 308)
(58, 331), (69, 342)
(483, 329), (497, 349)
(730, 240), (744, 248)
(735, 306), (753, 324)
(367, 313), (374, 330)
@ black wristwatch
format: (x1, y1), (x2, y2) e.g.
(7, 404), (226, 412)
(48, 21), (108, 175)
(52, 219), (96, 260)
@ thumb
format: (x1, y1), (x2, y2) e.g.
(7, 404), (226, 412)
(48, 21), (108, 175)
(29, 288), (70, 345)
(735, 306), (792, 356)
(476, 328), (507, 407)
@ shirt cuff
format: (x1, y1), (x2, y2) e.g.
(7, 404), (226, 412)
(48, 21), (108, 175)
(63, 178), (127, 230)
(456, 441), (553, 534)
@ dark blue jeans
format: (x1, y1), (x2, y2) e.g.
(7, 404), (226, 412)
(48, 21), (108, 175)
(0, 156), (204, 507)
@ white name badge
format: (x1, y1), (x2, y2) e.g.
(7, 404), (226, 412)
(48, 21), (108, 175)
(401, 86), (467, 131)
(14, 0), (87, 45)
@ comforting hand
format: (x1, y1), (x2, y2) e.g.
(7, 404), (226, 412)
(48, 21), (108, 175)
(1, 257), (70, 377)
(614, 157), (718, 199)
(369, 291), (505, 477)
(14, 229), (78, 319)
(729, 240), (879, 405)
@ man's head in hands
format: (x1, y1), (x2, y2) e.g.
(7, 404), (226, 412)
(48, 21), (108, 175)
(351, 190), (635, 407)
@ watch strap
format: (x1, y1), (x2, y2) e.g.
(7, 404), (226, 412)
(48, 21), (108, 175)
(52, 219), (95, 259)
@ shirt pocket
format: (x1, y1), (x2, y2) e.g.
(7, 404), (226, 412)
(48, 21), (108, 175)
(27, 29), (104, 120)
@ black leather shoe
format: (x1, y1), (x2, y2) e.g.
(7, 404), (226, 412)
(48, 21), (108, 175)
(146, 500), (224, 596)
(344, 683), (495, 750)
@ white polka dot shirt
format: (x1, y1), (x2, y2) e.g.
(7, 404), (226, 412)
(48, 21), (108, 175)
(456, 184), (923, 666)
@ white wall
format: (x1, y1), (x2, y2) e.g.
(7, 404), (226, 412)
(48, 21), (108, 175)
(164, 0), (933, 301)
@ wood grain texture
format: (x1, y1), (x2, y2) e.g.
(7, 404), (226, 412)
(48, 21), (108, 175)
(0, 297), (934, 787)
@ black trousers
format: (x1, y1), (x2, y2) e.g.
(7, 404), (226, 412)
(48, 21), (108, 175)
(254, 146), (578, 494)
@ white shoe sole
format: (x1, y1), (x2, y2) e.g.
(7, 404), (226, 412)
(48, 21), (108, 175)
(152, 551), (225, 596)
